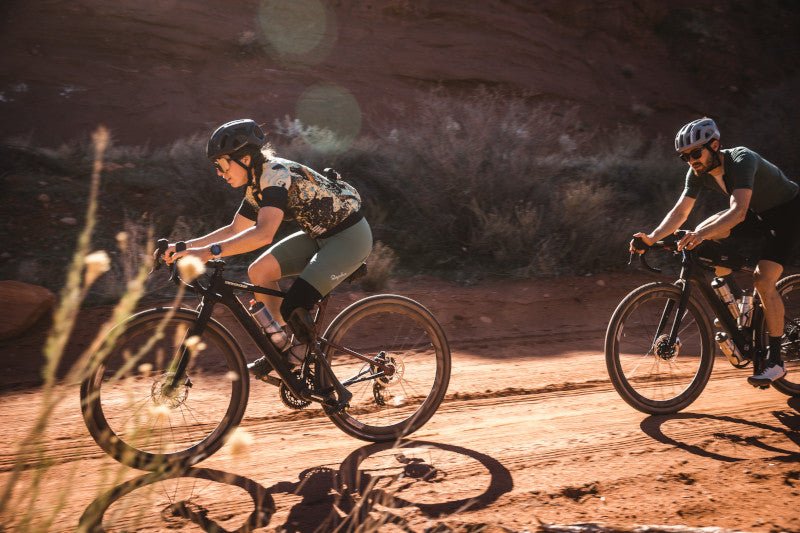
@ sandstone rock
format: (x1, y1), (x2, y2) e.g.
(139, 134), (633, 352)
(0, 280), (56, 340)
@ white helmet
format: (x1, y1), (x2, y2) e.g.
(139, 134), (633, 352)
(674, 118), (720, 152)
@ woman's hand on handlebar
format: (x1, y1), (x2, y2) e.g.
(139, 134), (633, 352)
(163, 243), (178, 264)
(169, 246), (212, 265)
(629, 232), (654, 255)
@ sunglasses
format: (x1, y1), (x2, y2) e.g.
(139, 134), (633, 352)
(213, 157), (232, 173)
(678, 142), (711, 162)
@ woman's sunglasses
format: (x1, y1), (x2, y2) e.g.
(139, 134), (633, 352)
(678, 142), (711, 162)
(213, 157), (232, 173)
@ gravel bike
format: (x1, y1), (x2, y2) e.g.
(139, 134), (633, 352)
(80, 240), (451, 470)
(606, 232), (800, 414)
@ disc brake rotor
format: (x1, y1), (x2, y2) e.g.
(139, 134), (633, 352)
(653, 333), (681, 360)
(151, 373), (190, 409)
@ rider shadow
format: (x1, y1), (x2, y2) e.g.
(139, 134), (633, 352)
(640, 408), (800, 463)
(79, 440), (513, 532)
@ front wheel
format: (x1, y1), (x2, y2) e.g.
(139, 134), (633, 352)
(605, 282), (714, 414)
(80, 308), (249, 470)
(758, 274), (800, 397)
(320, 295), (451, 441)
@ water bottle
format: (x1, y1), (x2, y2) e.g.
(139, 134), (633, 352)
(715, 331), (744, 365)
(249, 300), (290, 351)
(738, 292), (754, 329)
(711, 277), (739, 320)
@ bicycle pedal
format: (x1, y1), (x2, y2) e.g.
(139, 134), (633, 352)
(259, 375), (282, 387)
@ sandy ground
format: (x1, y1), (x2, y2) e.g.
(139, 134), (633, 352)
(1, 273), (799, 532)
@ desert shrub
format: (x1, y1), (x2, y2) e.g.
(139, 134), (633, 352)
(4, 87), (736, 285)
(270, 89), (688, 276)
(358, 241), (398, 292)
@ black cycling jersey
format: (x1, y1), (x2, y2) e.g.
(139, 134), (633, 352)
(684, 146), (798, 213)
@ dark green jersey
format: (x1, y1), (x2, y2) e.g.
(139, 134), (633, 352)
(237, 157), (361, 238)
(683, 147), (798, 213)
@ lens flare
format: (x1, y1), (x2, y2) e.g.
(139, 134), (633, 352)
(295, 84), (362, 153)
(257, 0), (336, 63)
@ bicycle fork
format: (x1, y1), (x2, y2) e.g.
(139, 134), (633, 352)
(164, 300), (215, 393)
(652, 255), (694, 358)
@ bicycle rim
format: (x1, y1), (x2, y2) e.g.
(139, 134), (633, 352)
(769, 275), (800, 396)
(81, 309), (248, 469)
(321, 295), (450, 441)
(606, 283), (713, 414)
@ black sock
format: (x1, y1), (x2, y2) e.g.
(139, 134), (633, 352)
(768, 336), (783, 365)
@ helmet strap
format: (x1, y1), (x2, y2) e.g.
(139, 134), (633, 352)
(230, 157), (256, 183)
(707, 144), (722, 172)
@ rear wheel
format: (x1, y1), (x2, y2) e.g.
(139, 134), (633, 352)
(80, 308), (249, 470)
(759, 274), (800, 396)
(605, 282), (715, 414)
(320, 295), (450, 441)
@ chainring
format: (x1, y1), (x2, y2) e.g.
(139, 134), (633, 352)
(279, 369), (313, 410)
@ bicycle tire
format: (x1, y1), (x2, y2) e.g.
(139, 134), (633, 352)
(80, 307), (250, 470)
(756, 274), (800, 397)
(320, 294), (451, 441)
(605, 282), (714, 414)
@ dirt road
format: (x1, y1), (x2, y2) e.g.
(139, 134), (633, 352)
(1, 274), (798, 532)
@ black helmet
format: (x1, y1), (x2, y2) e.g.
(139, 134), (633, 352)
(206, 119), (266, 161)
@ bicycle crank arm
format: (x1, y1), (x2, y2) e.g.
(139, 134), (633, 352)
(313, 348), (353, 411)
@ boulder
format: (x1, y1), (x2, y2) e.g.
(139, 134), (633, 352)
(0, 280), (56, 340)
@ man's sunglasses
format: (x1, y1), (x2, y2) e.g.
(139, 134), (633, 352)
(678, 142), (712, 162)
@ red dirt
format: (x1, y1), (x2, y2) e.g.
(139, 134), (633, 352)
(2, 273), (799, 532)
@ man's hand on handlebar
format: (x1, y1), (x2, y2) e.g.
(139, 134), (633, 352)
(629, 232), (654, 255)
(676, 230), (706, 252)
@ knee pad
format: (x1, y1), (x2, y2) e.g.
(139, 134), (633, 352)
(281, 278), (323, 343)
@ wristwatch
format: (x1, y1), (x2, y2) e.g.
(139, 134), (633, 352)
(209, 243), (222, 259)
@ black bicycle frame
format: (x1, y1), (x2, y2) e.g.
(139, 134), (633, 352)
(162, 260), (384, 407)
(164, 263), (312, 401)
(657, 250), (761, 360)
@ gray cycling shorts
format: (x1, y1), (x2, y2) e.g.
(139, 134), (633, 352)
(266, 217), (373, 296)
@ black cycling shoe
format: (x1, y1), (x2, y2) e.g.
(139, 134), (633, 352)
(247, 356), (273, 380)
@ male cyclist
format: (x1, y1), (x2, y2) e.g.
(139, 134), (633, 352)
(168, 119), (373, 377)
(630, 117), (800, 385)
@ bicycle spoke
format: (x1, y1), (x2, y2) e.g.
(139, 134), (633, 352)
(322, 297), (450, 440)
(83, 312), (245, 467)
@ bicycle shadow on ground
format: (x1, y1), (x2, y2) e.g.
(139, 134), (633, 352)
(78, 440), (513, 532)
(78, 467), (275, 532)
(640, 409), (800, 463)
(332, 439), (514, 531)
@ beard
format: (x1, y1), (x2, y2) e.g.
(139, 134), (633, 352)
(691, 150), (722, 175)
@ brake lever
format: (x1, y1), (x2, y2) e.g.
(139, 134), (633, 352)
(169, 241), (187, 284)
(150, 238), (170, 275)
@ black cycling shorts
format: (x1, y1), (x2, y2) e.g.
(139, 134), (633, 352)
(729, 192), (800, 265)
